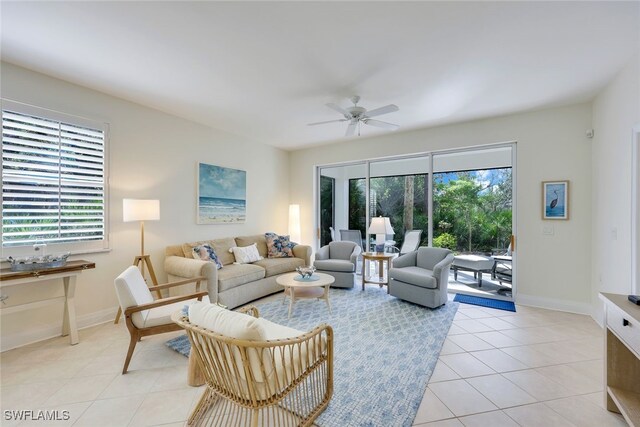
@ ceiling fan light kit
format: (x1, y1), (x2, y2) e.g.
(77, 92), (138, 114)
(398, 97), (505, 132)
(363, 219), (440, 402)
(308, 95), (399, 136)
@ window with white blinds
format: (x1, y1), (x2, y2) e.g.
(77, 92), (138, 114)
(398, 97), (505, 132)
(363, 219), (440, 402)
(1, 105), (107, 250)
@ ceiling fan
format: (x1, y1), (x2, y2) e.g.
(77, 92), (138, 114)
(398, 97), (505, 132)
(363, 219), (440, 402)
(308, 95), (399, 137)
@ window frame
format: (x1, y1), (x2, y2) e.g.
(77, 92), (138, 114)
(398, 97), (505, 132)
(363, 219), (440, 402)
(1, 99), (110, 257)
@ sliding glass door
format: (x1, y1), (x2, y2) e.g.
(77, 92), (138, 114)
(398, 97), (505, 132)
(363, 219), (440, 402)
(316, 143), (516, 300)
(433, 146), (515, 299)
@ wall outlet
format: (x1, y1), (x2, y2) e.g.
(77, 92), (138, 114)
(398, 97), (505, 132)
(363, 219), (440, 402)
(542, 225), (554, 235)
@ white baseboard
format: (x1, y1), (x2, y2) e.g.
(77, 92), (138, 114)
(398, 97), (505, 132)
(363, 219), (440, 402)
(516, 293), (592, 316)
(1, 306), (118, 352)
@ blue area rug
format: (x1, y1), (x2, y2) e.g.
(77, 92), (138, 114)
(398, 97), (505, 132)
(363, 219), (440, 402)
(453, 293), (516, 312)
(166, 286), (458, 427)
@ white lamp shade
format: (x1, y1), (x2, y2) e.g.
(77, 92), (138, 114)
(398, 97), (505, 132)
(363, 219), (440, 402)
(288, 204), (301, 243)
(123, 199), (160, 222)
(368, 216), (394, 235)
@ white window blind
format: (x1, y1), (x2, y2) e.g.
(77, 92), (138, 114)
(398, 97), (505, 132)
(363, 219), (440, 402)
(2, 107), (106, 249)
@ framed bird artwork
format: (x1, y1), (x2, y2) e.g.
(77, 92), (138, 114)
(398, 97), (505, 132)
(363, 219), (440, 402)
(542, 181), (569, 220)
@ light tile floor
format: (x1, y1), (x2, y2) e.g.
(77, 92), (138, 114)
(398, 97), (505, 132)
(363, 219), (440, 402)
(0, 295), (628, 427)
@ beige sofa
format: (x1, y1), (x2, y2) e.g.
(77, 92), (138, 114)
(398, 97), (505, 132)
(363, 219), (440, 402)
(164, 234), (312, 309)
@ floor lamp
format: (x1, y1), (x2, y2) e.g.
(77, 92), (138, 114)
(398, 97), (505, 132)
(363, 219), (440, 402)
(114, 198), (161, 324)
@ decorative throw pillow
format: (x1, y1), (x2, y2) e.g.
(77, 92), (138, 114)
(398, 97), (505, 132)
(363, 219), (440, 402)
(229, 243), (263, 264)
(191, 243), (223, 270)
(265, 232), (297, 258)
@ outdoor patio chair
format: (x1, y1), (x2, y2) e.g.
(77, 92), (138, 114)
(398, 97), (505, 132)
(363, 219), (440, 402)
(387, 230), (423, 255)
(339, 229), (364, 252)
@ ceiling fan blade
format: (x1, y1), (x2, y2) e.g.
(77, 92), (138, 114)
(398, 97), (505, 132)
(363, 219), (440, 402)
(364, 104), (399, 118)
(363, 119), (399, 130)
(326, 103), (349, 116)
(345, 120), (357, 137)
(307, 119), (348, 126)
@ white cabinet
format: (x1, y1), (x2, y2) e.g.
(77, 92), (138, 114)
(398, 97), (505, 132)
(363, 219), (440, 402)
(601, 293), (640, 427)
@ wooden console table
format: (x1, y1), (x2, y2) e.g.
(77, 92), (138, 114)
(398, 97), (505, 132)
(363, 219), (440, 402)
(600, 292), (640, 426)
(0, 260), (95, 345)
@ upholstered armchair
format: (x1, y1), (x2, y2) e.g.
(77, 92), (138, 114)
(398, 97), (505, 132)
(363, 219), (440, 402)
(172, 302), (333, 427)
(314, 241), (361, 288)
(388, 247), (454, 308)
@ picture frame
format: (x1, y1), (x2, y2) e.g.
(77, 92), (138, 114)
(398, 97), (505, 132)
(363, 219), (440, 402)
(197, 162), (246, 224)
(542, 180), (569, 220)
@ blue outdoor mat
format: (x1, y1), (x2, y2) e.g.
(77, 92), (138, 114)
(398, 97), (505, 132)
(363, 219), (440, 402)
(453, 293), (516, 312)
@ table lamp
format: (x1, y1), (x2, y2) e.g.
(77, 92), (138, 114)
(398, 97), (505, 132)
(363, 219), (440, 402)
(368, 216), (394, 252)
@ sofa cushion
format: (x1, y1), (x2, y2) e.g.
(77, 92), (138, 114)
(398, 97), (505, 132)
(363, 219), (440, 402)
(235, 235), (268, 258)
(314, 259), (355, 273)
(389, 266), (437, 289)
(231, 243), (263, 264)
(265, 232), (296, 258)
(217, 263), (266, 292)
(209, 238), (237, 265)
(181, 237), (237, 266)
(253, 257), (304, 277)
(191, 243), (223, 269)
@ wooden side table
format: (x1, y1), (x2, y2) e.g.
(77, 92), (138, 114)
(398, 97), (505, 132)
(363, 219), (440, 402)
(362, 252), (395, 292)
(0, 260), (95, 345)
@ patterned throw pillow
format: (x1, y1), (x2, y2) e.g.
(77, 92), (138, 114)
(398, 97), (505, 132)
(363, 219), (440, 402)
(265, 232), (297, 258)
(229, 243), (263, 264)
(191, 243), (223, 270)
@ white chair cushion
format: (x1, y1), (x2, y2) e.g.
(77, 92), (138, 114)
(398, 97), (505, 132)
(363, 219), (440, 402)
(114, 266), (154, 327)
(188, 300), (263, 341)
(139, 295), (210, 329)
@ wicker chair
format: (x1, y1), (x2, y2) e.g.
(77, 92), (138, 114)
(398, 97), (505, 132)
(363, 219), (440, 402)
(172, 303), (334, 427)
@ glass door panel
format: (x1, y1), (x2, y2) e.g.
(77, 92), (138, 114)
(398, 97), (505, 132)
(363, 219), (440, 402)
(319, 163), (367, 250)
(432, 146), (514, 299)
(368, 156), (430, 252)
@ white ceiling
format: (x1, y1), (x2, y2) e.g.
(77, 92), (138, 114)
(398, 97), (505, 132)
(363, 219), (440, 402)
(1, 2), (638, 150)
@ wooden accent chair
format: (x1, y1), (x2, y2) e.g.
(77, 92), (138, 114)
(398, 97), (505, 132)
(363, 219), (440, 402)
(172, 301), (334, 427)
(114, 266), (207, 374)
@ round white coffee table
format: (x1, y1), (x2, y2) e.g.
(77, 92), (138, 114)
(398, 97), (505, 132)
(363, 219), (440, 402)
(276, 272), (334, 318)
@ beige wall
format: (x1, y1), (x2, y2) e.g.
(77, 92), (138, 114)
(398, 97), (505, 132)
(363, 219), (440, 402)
(591, 53), (640, 322)
(290, 103), (593, 313)
(0, 63), (290, 350)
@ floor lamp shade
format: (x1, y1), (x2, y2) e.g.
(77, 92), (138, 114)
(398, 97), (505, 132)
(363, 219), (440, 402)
(123, 199), (160, 222)
(288, 204), (301, 244)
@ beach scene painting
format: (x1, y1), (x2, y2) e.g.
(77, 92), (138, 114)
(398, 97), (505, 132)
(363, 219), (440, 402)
(198, 163), (246, 224)
(542, 181), (569, 220)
